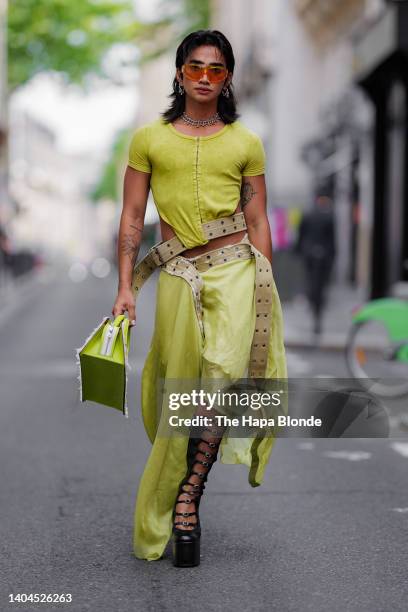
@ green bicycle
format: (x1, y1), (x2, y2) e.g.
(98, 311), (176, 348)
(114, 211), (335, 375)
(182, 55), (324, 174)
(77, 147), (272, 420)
(346, 295), (408, 397)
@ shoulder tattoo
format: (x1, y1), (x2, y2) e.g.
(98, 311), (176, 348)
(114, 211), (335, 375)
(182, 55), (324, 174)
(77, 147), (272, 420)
(240, 180), (257, 208)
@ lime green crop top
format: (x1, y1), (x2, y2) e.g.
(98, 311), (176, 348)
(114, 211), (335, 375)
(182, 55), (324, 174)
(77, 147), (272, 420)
(127, 117), (266, 248)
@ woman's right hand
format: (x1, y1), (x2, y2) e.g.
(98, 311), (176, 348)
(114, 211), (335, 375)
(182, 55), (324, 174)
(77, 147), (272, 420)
(112, 287), (136, 326)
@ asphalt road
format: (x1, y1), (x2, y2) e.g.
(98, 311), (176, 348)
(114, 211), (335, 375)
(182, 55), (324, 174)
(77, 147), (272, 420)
(0, 266), (407, 612)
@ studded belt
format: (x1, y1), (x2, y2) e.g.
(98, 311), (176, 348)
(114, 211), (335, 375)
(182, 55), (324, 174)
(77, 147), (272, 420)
(131, 212), (273, 378)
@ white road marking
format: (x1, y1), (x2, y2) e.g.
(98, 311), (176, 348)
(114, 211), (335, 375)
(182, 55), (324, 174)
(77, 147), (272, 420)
(390, 442), (408, 458)
(297, 442), (315, 450)
(314, 374), (337, 378)
(322, 450), (372, 461)
(392, 508), (408, 513)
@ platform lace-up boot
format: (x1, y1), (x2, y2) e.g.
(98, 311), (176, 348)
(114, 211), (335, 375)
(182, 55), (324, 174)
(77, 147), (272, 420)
(172, 424), (224, 567)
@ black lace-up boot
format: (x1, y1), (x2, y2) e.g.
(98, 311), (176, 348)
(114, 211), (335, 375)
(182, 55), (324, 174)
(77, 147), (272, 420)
(172, 425), (224, 567)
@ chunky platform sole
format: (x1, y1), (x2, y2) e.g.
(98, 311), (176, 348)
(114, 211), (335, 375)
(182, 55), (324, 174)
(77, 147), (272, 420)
(172, 538), (201, 567)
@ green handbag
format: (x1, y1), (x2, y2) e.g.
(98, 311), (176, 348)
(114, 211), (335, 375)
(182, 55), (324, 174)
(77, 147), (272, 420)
(75, 314), (132, 416)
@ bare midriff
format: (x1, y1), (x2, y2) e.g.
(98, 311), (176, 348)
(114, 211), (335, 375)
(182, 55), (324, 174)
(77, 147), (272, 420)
(158, 202), (246, 259)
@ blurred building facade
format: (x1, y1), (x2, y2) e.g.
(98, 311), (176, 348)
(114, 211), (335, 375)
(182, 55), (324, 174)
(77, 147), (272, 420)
(136, 54), (174, 126)
(212, 0), (408, 299)
(8, 106), (108, 263)
(353, 0), (408, 297)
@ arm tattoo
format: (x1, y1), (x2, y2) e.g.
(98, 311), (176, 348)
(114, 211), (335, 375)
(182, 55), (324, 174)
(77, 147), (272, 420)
(120, 223), (143, 266)
(240, 180), (257, 208)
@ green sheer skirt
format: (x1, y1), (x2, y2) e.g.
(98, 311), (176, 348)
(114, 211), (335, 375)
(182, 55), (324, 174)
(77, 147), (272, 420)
(133, 249), (287, 561)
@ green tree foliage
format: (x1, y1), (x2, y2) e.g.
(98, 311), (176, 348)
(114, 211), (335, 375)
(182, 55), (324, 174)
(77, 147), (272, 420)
(7, 0), (141, 91)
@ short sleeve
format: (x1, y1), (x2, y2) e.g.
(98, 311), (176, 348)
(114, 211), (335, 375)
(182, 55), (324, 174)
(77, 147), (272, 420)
(242, 133), (266, 176)
(128, 125), (152, 173)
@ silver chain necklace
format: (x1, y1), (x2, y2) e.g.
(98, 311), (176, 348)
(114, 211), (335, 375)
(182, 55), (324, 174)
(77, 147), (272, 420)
(181, 111), (221, 127)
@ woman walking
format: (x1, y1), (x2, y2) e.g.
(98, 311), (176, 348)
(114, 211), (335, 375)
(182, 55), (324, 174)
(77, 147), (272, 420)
(112, 29), (287, 567)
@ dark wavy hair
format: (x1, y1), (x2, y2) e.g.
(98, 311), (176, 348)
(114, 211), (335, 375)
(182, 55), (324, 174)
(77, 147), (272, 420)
(161, 29), (239, 124)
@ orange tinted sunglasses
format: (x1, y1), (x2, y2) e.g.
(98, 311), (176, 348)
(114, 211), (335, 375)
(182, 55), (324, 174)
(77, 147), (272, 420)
(181, 62), (228, 83)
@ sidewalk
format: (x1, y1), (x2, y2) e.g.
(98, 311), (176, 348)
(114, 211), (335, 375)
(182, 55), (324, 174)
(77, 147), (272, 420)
(282, 284), (366, 350)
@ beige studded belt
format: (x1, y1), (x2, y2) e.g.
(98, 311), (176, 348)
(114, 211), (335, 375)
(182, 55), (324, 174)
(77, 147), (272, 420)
(131, 212), (273, 378)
